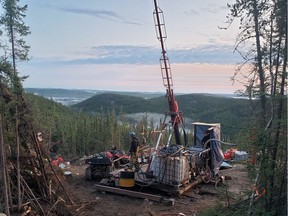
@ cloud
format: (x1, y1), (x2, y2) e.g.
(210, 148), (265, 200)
(27, 1), (142, 25)
(32, 44), (240, 65)
(169, 44), (241, 64)
(59, 7), (141, 25)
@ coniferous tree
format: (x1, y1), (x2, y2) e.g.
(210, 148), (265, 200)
(0, 0), (30, 211)
(226, 0), (287, 214)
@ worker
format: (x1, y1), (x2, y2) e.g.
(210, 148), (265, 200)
(110, 145), (117, 154)
(128, 132), (140, 170)
(201, 130), (211, 149)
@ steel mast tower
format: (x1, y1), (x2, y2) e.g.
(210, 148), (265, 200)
(153, 0), (182, 145)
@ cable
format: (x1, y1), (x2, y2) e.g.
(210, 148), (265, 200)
(203, 138), (237, 149)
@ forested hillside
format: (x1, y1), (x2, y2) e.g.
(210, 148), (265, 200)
(71, 92), (253, 141)
(22, 91), (255, 160)
(72, 92), (252, 118)
(25, 93), (136, 157)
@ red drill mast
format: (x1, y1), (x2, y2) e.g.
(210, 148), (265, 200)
(153, 0), (182, 145)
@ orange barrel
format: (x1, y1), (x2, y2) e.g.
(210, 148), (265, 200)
(119, 171), (135, 188)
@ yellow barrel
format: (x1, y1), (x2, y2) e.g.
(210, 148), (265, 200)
(119, 171), (135, 188)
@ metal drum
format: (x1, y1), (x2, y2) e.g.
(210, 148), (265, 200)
(119, 171), (135, 188)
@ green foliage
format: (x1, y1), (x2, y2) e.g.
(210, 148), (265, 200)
(226, 0), (287, 214)
(71, 93), (150, 113)
(72, 92), (254, 143)
(0, 0), (30, 62)
(24, 90), (265, 162)
(25, 93), (140, 159)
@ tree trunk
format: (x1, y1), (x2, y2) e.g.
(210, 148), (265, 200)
(252, 0), (267, 126)
(0, 115), (10, 216)
(267, 5), (287, 211)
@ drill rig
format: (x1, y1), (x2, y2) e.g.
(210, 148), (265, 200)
(140, 0), (223, 195)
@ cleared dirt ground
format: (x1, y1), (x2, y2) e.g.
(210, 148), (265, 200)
(62, 162), (251, 216)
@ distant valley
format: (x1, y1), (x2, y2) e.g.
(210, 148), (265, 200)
(25, 88), (254, 140)
(25, 88), (165, 106)
(25, 88), (236, 106)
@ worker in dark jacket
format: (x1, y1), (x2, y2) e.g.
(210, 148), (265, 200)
(128, 132), (139, 170)
(201, 130), (211, 149)
(129, 132), (139, 153)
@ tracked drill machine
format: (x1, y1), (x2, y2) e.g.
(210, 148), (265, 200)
(143, 0), (218, 195)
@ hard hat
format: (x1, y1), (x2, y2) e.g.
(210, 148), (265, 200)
(129, 132), (136, 137)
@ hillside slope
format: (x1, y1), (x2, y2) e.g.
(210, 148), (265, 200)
(72, 93), (251, 118)
(71, 93), (152, 113)
(71, 93), (253, 137)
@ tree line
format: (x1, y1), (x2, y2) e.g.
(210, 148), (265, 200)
(26, 93), (159, 159)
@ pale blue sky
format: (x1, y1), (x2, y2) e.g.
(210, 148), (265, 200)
(17, 0), (244, 94)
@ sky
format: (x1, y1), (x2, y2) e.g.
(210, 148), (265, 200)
(17, 0), (245, 94)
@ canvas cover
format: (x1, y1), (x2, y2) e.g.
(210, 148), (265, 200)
(191, 122), (224, 176)
(191, 122), (221, 148)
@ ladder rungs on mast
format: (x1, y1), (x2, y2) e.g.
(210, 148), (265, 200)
(160, 57), (173, 88)
(153, 8), (167, 41)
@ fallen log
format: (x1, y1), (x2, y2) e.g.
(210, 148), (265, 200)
(93, 184), (171, 203)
